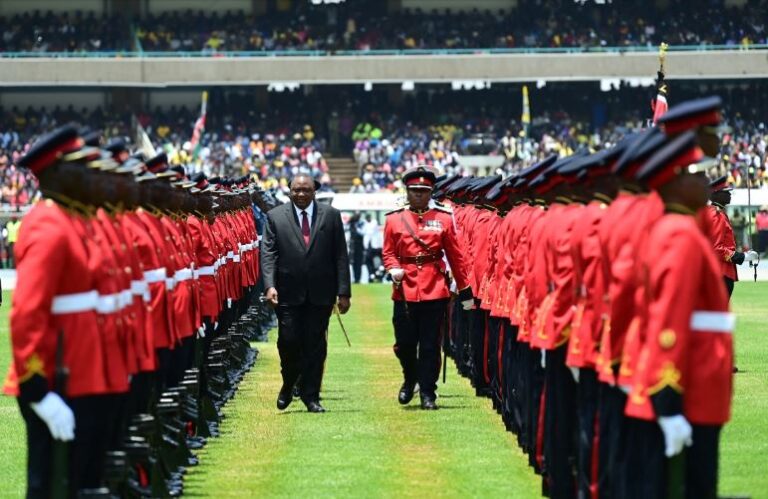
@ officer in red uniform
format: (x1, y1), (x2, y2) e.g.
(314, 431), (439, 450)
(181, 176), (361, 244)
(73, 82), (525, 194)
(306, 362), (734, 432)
(624, 131), (734, 499)
(704, 175), (758, 298)
(383, 166), (474, 410)
(4, 126), (121, 497)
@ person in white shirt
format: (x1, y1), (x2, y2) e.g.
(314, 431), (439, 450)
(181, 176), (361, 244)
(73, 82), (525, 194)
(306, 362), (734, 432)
(361, 214), (382, 281)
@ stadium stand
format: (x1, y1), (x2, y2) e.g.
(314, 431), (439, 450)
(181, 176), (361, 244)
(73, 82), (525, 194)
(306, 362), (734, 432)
(2, 0), (768, 55)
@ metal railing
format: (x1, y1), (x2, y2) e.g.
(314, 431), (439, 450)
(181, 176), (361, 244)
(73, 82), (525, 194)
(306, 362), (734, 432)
(0, 44), (765, 58)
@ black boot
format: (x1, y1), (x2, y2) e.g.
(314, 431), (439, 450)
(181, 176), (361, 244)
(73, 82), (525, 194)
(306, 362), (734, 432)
(398, 381), (416, 405)
(420, 393), (438, 410)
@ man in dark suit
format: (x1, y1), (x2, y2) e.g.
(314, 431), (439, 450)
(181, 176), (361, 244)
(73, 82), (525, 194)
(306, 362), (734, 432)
(261, 173), (351, 413)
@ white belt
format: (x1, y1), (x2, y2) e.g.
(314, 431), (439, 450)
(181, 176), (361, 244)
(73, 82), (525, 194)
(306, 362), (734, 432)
(144, 268), (167, 283)
(233, 255), (241, 262)
(118, 290), (133, 309)
(97, 294), (121, 314)
(165, 278), (176, 290)
(193, 269), (199, 279)
(174, 268), (193, 282)
(690, 311), (735, 334)
(227, 251), (235, 260)
(51, 291), (98, 314)
(130, 280), (148, 296)
(198, 265), (216, 276)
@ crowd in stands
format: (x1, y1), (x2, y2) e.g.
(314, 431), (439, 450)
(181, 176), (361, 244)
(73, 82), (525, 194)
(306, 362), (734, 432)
(0, 11), (130, 53)
(4, 0), (768, 55)
(0, 104), (329, 204)
(348, 115), (768, 194)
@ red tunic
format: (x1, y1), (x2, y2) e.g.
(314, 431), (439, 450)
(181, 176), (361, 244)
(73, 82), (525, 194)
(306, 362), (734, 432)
(4, 201), (109, 399)
(518, 205), (549, 343)
(625, 213), (733, 425)
(133, 209), (177, 349)
(703, 204), (738, 281)
(161, 216), (195, 340)
(567, 201), (609, 369)
(119, 211), (157, 372)
(531, 202), (580, 351)
(611, 193), (666, 387)
(382, 206), (471, 302)
(188, 216), (220, 319)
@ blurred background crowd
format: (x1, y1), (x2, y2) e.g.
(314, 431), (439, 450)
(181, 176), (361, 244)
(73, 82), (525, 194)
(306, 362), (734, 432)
(2, 0), (767, 54)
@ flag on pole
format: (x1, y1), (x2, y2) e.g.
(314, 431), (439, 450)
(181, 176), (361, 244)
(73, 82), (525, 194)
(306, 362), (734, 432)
(191, 91), (208, 161)
(651, 42), (669, 125)
(521, 85), (531, 137)
(133, 115), (156, 158)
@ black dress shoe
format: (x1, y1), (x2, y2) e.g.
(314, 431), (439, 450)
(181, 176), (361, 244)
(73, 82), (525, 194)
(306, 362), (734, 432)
(306, 401), (326, 413)
(277, 389), (292, 410)
(420, 395), (438, 410)
(398, 382), (416, 405)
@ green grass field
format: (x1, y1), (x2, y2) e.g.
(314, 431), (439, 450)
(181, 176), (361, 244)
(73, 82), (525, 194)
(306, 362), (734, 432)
(0, 284), (766, 498)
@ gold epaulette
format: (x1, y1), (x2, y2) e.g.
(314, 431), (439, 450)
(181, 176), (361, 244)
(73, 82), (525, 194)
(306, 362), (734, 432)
(385, 207), (405, 216)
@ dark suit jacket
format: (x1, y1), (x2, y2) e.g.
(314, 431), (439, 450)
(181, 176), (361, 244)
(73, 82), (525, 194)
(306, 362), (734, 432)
(261, 201), (351, 306)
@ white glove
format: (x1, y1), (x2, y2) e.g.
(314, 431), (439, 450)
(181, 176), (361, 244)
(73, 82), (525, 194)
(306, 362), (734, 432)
(30, 392), (75, 442)
(214, 321), (219, 331)
(745, 250), (759, 262)
(227, 298), (233, 309)
(197, 325), (206, 338)
(657, 414), (693, 457)
(461, 299), (474, 311)
(540, 350), (547, 369)
(388, 268), (405, 283)
(619, 385), (632, 395)
(569, 366), (580, 383)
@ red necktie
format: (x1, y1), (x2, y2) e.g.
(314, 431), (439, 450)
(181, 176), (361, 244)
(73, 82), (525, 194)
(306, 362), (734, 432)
(301, 210), (310, 245)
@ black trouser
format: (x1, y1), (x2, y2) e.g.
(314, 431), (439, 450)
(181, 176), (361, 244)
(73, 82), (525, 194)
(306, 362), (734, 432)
(597, 379), (628, 499)
(576, 368), (599, 499)
(487, 316), (501, 401)
(7, 241), (15, 268)
(169, 335), (195, 387)
(392, 299), (449, 398)
(365, 247), (382, 278)
(470, 307), (490, 391)
(502, 324), (521, 433)
(352, 242), (363, 283)
(526, 346), (545, 469)
(724, 276), (734, 298)
(20, 394), (114, 498)
(276, 302), (333, 403)
(622, 418), (721, 499)
(543, 345), (577, 498)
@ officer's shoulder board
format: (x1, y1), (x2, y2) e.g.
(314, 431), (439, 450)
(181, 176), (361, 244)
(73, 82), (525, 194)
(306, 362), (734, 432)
(434, 204), (453, 214)
(385, 207), (405, 216)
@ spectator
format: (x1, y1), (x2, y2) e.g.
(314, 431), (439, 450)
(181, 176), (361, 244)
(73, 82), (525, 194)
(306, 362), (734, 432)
(757, 206), (768, 256)
(5, 216), (21, 268)
(361, 214), (382, 279)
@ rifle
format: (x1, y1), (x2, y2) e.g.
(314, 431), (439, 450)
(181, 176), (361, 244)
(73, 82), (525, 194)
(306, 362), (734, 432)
(51, 330), (69, 499)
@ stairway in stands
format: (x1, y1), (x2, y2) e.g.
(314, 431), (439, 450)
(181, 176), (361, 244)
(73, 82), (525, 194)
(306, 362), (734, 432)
(327, 156), (360, 192)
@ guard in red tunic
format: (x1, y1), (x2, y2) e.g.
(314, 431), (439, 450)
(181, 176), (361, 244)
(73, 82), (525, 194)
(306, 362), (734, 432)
(3, 126), (121, 497)
(624, 131), (734, 499)
(704, 175), (758, 298)
(383, 166), (474, 410)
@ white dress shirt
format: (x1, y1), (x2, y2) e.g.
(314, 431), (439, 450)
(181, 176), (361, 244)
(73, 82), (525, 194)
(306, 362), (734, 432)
(293, 201), (315, 230)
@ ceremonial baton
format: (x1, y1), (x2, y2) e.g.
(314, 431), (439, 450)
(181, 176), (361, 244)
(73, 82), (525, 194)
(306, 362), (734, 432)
(333, 305), (352, 347)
